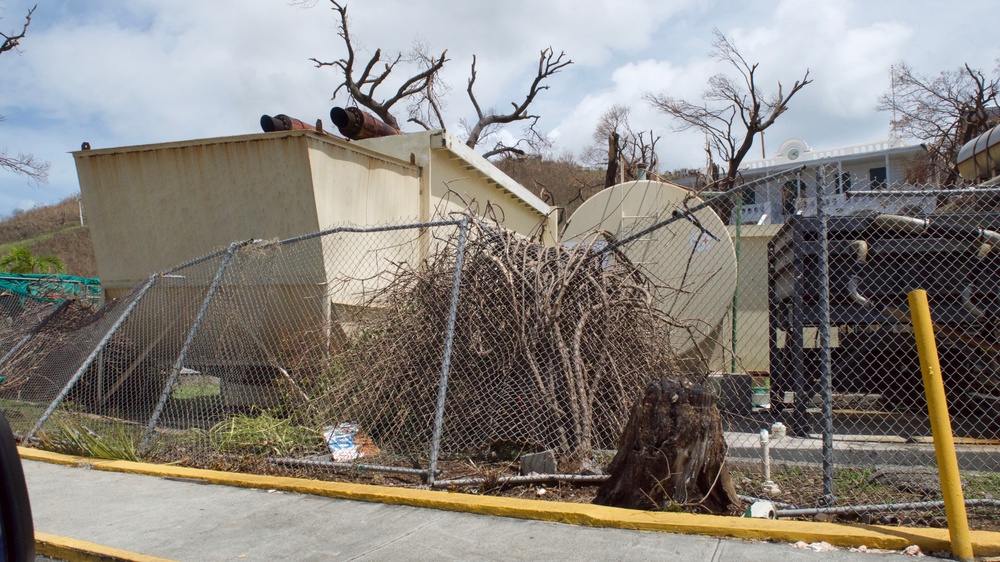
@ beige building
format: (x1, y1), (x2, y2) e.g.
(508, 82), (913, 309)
(74, 129), (555, 300)
(354, 130), (557, 244)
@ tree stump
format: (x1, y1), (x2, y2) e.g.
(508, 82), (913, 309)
(594, 377), (739, 514)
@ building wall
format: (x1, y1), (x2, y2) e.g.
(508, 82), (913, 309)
(308, 139), (421, 227)
(716, 224), (783, 373)
(355, 130), (558, 244)
(75, 131), (421, 299)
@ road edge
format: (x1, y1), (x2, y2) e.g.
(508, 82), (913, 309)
(35, 531), (176, 562)
(20, 447), (1000, 557)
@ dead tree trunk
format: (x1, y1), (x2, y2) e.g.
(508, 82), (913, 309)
(594, 377), (739, 514)
(604, 132), (620, 188)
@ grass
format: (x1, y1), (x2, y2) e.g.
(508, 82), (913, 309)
(205, 409), (322, 458)
(37, 417), (145, 462)
(0, 197), (97, 277)
(0, 196), (82, 244)
(834, 467), (881, 493)
(170, 382), (220, 400)
(0, 225), (85, 255)
(0, 399), (50, 435)
(731, 463), (919, 507)
(965, 472), (1000, 498)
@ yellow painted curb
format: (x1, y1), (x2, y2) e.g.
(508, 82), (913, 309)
(35, 531), (176, 562)
(20, 447), (1000, 557)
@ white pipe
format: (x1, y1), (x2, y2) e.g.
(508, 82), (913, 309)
(961, 285), (984, 318)
(872, 214), (928, 233)
(979, 229), (1000, 246)
(760, 423), (785, 494)
(760, 429), (770, 482)
(850, 240), (868, 264)
(848, 276), (870, 308)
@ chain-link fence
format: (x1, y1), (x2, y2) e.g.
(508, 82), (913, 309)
(1, 221), (466, 479)
(2, 176), (999, 527)
(721, 168), (1000, 526)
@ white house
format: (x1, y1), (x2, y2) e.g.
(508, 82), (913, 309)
(734, 138), (929, 224)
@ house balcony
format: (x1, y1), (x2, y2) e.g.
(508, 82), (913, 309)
(732, 189), (937, 225)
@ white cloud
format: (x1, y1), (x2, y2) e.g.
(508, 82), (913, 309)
(2, 0), (1000, 216)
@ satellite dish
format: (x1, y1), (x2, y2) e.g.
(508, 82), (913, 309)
(561, 180), (737, 373)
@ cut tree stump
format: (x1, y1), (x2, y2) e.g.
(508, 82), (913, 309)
(594, 377), (740, 514)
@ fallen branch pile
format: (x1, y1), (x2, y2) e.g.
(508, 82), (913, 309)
(306, 216), (687, 461)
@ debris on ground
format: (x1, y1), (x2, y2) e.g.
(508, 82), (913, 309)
(792, 541), (837, 552)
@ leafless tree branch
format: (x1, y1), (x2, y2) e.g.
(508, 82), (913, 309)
(1, 4), (34, 55)
(405, 40), (450, 131)
(464, 47), (573, 152)
(644, 29), (810, 191)
(310, 3), (570, 156)
(877, 61), (1000, 185)
(310, 1), (447, 130)
(586, 105), (660, 186)
(0, 150), (49, 183)
(1, 4), (48, 183)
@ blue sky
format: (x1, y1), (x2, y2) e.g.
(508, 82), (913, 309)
(1, 0), (998, 217)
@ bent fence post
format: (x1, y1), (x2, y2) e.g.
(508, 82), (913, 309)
(139, 241), (246, 453)
(26, 275), (159, 441)
(427, 217), (470, 485)
(909, 289), (974, 562)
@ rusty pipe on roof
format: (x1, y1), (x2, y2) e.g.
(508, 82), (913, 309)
(260, 114), (328, 135)
(330, 106), (399, 140)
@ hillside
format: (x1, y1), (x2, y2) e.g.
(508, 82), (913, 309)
(0, 196), (98, 277)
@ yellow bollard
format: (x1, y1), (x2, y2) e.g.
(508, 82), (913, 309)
(908, 289), (974, 562)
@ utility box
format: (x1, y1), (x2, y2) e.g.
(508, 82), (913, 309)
(75, 129), (556, 301)
(73, 129), (557, 414)
(75, 130), (423, 300)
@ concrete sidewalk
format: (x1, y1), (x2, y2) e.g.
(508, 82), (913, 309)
(21, 458), (942, 561)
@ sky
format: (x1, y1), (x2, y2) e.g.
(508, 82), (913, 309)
(1, 0), (998, 217)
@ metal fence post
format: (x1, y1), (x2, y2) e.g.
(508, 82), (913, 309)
(731, 192), (742, 373)
(139, 241), (245, 452)
(25, 275), (159, 441)
(816, 167), (836, 506)
(426, 217), (471, 485)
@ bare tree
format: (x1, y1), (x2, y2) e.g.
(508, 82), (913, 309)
(462, 48), (572, 157)
(583, 104), (660, 187)
(310, 1), (448, 131)
(1, 4), (48, 182)
(311, 1), (571, 158)
(405, 40), (450, 131)
(877, 62), (1000, 186)
(644, 29), (810, 191)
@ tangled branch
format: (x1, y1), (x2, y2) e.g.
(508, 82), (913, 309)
(298, 215), (684, 460)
